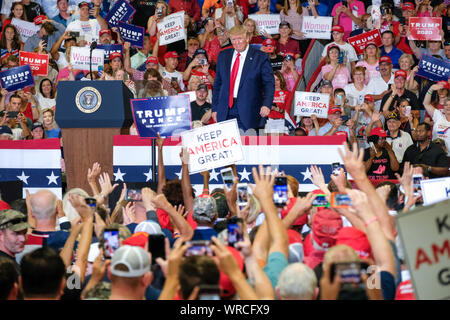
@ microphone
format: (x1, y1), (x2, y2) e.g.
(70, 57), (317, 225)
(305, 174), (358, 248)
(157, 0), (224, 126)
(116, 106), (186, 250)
(89, 41), (97, 80)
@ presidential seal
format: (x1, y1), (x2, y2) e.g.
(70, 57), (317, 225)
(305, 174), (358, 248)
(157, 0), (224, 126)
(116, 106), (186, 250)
(75, 87), (102, 113)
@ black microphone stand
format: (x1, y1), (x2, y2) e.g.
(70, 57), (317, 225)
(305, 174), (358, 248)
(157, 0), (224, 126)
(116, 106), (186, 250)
(89, 41), (97, 80)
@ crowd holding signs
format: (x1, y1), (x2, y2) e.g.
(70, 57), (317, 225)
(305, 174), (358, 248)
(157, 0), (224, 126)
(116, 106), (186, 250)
(157, 11), (186, 46)
(0, 65), (34, 91)
(19, 51), (49, 77)
(294, 91), (330, 118)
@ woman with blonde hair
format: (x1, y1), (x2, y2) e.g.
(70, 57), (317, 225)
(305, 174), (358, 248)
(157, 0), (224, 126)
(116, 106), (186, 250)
(243, 18), (264, 44)
(355, 42), (380, 84)
(280, 0), (317, 54)
(398, 53), (419, 93)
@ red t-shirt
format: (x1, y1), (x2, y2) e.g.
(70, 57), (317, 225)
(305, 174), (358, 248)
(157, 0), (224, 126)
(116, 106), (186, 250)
(276, 38), (300, 57)
(269, 90), (290, 119)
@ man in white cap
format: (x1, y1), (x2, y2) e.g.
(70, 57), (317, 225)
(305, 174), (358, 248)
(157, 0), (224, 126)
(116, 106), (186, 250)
(108, 245), (153, 300)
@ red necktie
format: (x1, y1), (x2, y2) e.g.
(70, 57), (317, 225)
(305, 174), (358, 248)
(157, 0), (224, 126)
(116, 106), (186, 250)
(229, 52), (240, 108)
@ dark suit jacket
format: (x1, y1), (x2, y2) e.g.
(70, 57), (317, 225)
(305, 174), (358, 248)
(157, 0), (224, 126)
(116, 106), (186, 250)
(212, 45), (275, 130)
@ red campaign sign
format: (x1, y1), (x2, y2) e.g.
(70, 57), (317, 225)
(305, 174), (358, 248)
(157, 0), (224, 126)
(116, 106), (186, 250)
(347, 29), (382, 55)
(19, 51), (48, 76)
(408, 17), (442, 41)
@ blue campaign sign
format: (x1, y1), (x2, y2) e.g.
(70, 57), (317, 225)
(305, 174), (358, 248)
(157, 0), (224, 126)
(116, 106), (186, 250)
(97, 44), (123, 61)
(118, 21), (144, 48)
(105, 0), (136, 27)
(0, 65), (34, 91)
(416, 55), (450, 82)
(131, 95), (192, 138)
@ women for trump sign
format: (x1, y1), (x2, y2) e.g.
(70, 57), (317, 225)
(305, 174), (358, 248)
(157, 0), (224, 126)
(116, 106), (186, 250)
(294, 92), (330, 118)
(181, 119), (244, 174)
(301, 16), (332, 39)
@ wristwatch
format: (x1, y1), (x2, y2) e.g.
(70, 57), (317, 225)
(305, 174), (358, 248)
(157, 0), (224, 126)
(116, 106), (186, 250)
(427, 166), (432, 174)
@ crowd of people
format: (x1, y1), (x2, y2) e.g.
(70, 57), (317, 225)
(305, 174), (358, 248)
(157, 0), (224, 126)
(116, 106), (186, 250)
(0, 0), (449, 301)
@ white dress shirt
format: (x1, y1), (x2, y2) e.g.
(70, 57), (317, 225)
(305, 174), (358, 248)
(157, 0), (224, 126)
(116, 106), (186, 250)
(230, 45), (249, 98)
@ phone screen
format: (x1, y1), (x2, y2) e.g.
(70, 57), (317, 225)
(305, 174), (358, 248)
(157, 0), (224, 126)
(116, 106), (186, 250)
(148, 234), (165, 264)
(338, 52), (344, 64)
(227, 222), (243, 247)
(331, 193), (353, 208)
(221, 168), (234, 189)
(237, 183), (248, 206)
(413, 174), (423, 196)
(312, 194), (329, 207)
(125, 189), (142, 201)
(184, 241), (214, 257)
(330, 262), (368, 284)
(332, 162), (342, 175)
(273, 177), (288, 207)
(198, 285), (221, 300)
(103, 229), (120, 259)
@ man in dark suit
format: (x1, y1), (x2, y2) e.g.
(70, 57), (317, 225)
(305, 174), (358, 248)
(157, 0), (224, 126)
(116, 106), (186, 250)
(211, 25), (275, 132)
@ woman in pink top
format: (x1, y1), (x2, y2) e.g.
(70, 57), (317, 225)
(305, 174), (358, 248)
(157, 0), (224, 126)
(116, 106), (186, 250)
(321, 45), (351, 89)
(279, 0), (318, 53)
(331, 0), (365, 41)
(356, 42), (380, 85)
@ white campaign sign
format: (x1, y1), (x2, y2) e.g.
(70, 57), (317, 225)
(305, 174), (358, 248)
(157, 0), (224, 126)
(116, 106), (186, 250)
(421, 177), (450, 205)
(70, 46), (105, 71)
(181, 119), (243, 174)
(396, 199), (450, 300)
(11, 18), (40, 43)
(301, 16), (332, 39)
(248, 14), (281, 35)
(294, 91), (330, 118)
(158, 11), (186, 46)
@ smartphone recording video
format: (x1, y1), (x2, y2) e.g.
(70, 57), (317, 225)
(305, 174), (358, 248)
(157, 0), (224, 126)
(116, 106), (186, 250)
(125, 189), (142, 201)
(273, 176), (288, 207)
(332, 162), (343, 176)
(148, 234), (166, 265)
(184, 241), (214, 257)
(413, 174), (423, 197)
(237, 183), (248, 206)
(220, 168), (235, 190)
(330, 192), (352, 208)
(312, 194), (329, 207)
(198, 285), (221, 300)
(85, 197), (97, 208)
(330, 261), (369, 285)
(103, 228), (120, 259)
(227, 219), (243, 248)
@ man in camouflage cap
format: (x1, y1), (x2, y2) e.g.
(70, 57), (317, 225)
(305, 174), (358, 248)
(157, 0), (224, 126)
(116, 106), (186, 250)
(191, 196), (218, 241)
(0, 210), (31, 270)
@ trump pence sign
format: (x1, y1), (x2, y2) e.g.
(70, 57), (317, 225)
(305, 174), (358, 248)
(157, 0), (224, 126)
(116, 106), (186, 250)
(181, 119), (243, 174)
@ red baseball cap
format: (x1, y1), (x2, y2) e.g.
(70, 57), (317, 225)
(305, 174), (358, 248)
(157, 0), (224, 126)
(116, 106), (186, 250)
(327, 44), (340, 53)
(287, 229), (303, 244)
(402, 2), (415, 11)
(328, 106), (341, 115)
(123, 232), (149, 250)
(437, 80), (450, 90)
(311, 208), (343, 249)
(331, 25), (344, 33)
(99, 29), (111, 37)
(164, 51), (179, 60)
(109, 52), (123, 60)
(146, 56), (159, 65)
(336, 227), (372, 260)
(0, 200), (10, 211)
(369, 127), (388, 137)
(78, 1), (90, 8)
(379, 56), (392, 64)
(262, 38), (276, 47)
(395, 69), (407, 79)
(34, 15), (46, 25)
(364, 94), (374, 102)
(334, 131), (349, 140)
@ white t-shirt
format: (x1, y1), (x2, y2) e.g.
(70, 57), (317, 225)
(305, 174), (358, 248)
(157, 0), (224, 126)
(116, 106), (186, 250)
(1, 0), (20, 15)
(343, 83), (370, 107)
(367, 73), (394, 112)
(432, 110), (450, 156)
(159, 67), (186, 91)
(386, 130), (414, 163)
(66, 19), (101, 43)
(55, 51), (69, 70)
(34, 93), (56, 122)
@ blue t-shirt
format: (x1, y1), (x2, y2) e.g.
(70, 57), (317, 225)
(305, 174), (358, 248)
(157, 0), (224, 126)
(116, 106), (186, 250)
(380, 46), (404, 70)
(191, 228), (218, 241)
(263, 251), (288, 289)
(46, 128), (61, 138)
